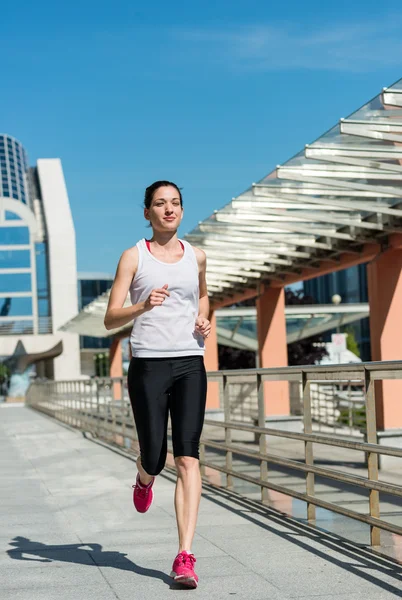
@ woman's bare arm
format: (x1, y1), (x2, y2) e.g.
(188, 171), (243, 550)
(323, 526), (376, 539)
(104, 247), (144, 330)
(193, 246), (211, 337)
(104, 247), (170, 330)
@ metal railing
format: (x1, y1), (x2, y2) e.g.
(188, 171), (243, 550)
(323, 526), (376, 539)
(220, 378), (366, 435)
(0, 316), (52, 335)
(310, 381), (366, 433)
(26, 361), (402, 549)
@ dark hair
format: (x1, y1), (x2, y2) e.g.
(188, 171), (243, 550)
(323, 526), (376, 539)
(144, 181), (183, 209)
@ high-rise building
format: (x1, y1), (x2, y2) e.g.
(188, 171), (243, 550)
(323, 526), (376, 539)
(0, 134), (80, 395)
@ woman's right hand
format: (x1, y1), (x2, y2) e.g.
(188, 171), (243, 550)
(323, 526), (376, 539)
(144, 284), (170, 310)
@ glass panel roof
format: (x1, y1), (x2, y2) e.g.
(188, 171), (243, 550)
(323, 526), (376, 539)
(216, 305), (369, 351)
(181, 77), (402, 305)
(61, 292), (369, 351)
(60, 78), (402, 336)
(60, 289), (369, 351)
(348, 96), (384, 121)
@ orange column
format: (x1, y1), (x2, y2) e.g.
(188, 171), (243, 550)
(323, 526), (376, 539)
(109, 337), (123, 400)
(204, 311), (220, 409)
(256, 286), (290, 416)
(367, 248), (402, 429)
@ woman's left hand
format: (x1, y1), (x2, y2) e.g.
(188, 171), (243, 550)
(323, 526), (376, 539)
(195, 316), (211, 338)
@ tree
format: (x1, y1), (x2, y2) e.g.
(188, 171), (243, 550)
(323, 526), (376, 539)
(345, 327), (360, 358)
(218, 344), (256, 370)
(0, 363), (10, 382)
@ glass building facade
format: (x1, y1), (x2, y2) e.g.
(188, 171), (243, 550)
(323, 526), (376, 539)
(78, 275), (113, 349)
(0, 135), (52, 337)
(0, 135), (30, 205)
(303, 265), (371, 361)
(304, 265), (368, 306)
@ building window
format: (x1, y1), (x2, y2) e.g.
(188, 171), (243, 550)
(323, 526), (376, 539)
(79, 279), (113, 309)
(0, 273), (32, 294)
(0, 320), (34, 336)
(4, 211), (22, 221)
(0, 227), (30, 245)
(35, 242), (51, 318)
(0, 249), (30, 269)
(0, 296), (33, 317)
(81, 336), (112, 350)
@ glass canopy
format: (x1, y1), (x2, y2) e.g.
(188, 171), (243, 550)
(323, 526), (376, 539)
(61, 78), (400, 339)
(216, 305), (369, 351)
(183, 77), (402, 305)
(60, 289), (368, 352)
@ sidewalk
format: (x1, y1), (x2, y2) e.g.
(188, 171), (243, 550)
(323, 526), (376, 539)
(1, 404), (401, 600)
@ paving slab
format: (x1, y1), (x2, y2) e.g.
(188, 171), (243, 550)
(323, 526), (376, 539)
(1, 404), (401, 600)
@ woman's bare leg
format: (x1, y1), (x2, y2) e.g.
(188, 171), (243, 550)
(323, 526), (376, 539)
(174, 456), (201, 552)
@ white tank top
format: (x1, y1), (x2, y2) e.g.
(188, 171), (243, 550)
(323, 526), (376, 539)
(129, 238), (205, 358)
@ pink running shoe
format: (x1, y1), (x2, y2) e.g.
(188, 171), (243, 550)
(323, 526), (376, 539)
(132, 473), (155, 513)
(170, 551), (198, 588)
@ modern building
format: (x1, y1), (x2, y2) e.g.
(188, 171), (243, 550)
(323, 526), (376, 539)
(77, 272), (114, 376)
(304, 265), (371, 361)
(0, 134), (80, 396)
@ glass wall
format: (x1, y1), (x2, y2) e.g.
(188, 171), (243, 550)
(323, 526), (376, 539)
(0, 226), (30, 245)
(0, 135), (29, 206)
(0, 297), (33, 316)
(79, 278), (113, 349)
(304, 264), (368, 305)
(35, 243), (51, 319)
(303, 264), (370, 360)
(0, 249), (30, 269)
(0, 138), (52, 337)
(0, 217), (34, 334)
(79, 279), (113, 310)
(0, 273), (31, 293)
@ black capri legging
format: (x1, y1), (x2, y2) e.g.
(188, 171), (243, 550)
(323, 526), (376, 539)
(127, 355), (207, 476)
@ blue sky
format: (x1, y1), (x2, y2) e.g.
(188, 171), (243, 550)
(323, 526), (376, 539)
(3, 0), (402, 275)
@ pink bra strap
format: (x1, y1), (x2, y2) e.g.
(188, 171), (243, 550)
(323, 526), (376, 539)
(146, 240), (184, 253)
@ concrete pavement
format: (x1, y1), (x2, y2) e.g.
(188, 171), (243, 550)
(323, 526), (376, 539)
(1, 404), (401, 599)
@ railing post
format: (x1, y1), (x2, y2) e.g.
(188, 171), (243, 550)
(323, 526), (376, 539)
(365, 369), (380, 547)
(76, 381), (80, 428)
(223, 374), (233, 489)
(72, 381), (76, 426)
(348, 382), (353, 432)
(121, 377), (126, 445)
(64, 382), (68, 425)
(257, 373), (268, 503)
(199, 442), (206, 477)
(111, 378), (117, 444)
(95, 380), (100, 437)
(76, 380), (80, 427)
(303, 372), (315, 521)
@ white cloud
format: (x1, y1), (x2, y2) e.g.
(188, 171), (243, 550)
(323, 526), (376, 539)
(174, 18), (402, 72)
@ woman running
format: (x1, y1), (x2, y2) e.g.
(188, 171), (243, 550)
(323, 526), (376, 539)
(104, 180), (211, 588)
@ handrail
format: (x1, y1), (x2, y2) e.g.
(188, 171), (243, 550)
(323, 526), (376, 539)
(202, 439), (402, 496)
(203, 419), (402, 457)
(26, 360), (402, 552)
